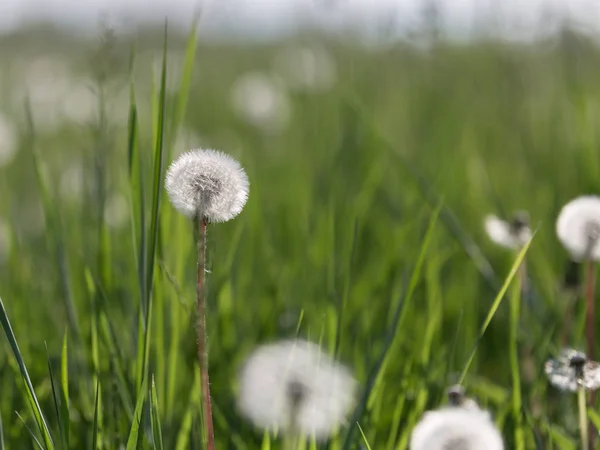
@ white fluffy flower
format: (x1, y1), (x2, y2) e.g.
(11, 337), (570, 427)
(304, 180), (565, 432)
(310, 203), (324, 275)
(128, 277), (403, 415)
(556, 195), (600, 261)
(165, 149), (249, 222)
(410, 406), (504, 450)
(273, 45), (337, 92)
(545, 348), (600, 392)
(484, 212), (531, 249)
(237, 339), (357, 440)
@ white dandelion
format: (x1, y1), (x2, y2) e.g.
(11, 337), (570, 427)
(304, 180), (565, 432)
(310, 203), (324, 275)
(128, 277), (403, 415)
(446, 385), (480, 411)
(237, 339), (357, 441)
(484, 211), (531, 249)
(545, 348), (600, 392)
(557, 196), (600, 261)
(164, 148), (250, 449)
(410, 405), (504, 450)
(165, 149), (249, 222)
(545, 348), (599, 449)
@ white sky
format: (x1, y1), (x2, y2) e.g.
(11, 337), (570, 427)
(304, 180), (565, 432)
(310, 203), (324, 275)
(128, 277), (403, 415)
(0, 0), (599, 40)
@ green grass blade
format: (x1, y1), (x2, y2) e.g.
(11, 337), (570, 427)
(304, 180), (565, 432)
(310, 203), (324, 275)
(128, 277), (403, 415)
(60, 331), (69, 448)
(0, 404), (4, 450)
(45, 343), (67, 450)
(510, 261), (524, 450)
(126, 377), (148, 450)
(357, 423), (372, 450)
(175, 372), (200, 450)
(0, 297), (54, 449)
(92, 380), (100, 450)
(459, 232), (536, 383)
(16, 412), (44, 450)
(150, 376), (164, 450)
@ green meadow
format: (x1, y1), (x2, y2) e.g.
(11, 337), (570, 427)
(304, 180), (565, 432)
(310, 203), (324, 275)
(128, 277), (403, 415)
(0, 22), (599, 449)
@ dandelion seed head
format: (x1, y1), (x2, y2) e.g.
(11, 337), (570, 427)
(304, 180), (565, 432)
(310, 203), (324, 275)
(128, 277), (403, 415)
(484, 213), (531, 249)
(545, 348), (600, 392)
(556, 195), (600, 261)
(410, 407), (504, 450)
(165, 149), (249, 222)
(104, 194), (129, 229)
(237, 339), (357, 440)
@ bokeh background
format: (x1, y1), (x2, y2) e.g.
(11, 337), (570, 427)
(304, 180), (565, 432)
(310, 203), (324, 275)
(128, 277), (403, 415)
(2, 0), (600, 448)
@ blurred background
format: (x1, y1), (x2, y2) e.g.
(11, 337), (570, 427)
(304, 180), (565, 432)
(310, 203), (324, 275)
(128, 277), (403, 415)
(2, 0), (600, 448)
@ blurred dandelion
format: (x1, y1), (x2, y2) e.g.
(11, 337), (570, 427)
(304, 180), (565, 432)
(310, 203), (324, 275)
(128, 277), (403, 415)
(237, 339), (357, 443)
(230, 72), (291, 133)
(272, 45), (337, 92)
(410, 399), (504, 450)
(0, 113), (18, 168)
(104, 194), (129, 229)
(59, 163), (86, 203)
(545, 348), (600, 450)
(61, 79), (97, 124)
(0, 218), (12, 265)
(557, 196), (600, 366)
(484, 211), (531, 250)
(165, 148), (249, 450)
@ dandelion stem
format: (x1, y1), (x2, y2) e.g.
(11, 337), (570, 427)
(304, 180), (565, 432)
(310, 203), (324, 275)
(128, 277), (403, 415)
(195, 215), (214, 450)
(579, 386), (589, 450)
(585, 259), (596, 448)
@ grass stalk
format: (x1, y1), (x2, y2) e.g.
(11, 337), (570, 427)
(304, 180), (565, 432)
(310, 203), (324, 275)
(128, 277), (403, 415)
(579, 386), (589, 450)
(194, 215), (215, 449)
(510, 257), (524, 450)
(585, 259), (596, 448)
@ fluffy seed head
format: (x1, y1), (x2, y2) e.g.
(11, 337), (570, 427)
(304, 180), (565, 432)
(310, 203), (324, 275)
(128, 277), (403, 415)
(237, 339), (357, 440)
(410, 406), (504, 450)
(165, 149), (249, 222)
(556, 195), (600, 261)
(484, 212), (531, 250)
(545, 348), (600, 392)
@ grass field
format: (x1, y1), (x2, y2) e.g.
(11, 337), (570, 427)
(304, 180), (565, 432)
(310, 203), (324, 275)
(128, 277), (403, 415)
(0, 21), (599, 449)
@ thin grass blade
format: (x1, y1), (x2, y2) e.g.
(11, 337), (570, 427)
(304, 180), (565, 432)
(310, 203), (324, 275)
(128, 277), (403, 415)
(45, 343), (67, 450)
(150, 376), (164, 450)
(459, 232), (536, 383)
(60, 331), (69, 448)
(0, 297), (54, 449)
(92, 380), (100, 450)
(126, 377), (148, 450)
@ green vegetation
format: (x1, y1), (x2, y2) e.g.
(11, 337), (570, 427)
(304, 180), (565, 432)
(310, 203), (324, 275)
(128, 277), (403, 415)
(0, 22), (598, 449)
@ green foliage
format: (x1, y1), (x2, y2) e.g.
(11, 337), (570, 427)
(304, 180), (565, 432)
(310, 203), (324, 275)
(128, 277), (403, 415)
(1, 23), (598, 449)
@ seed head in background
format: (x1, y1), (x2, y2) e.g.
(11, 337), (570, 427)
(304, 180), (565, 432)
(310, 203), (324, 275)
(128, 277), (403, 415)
(165, 147), (249, 450)
(410, 400), (504, 450)
(484, 210), (531, 250)
(237, 339), (357, 442)
(557, 195), (600, 262)
(545, 348), (600, 393)
(165, 148), (249, 222)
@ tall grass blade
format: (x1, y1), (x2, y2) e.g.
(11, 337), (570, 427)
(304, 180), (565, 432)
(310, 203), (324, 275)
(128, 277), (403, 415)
(125, 377), (148, 450)
(0, 405), (4, 450)
(16, 412), (44, 450)
(0, 297), (54, 449)
(459, 232), (536, 383)
(150, 376), (164, 450)
(92, 380), (100, 450)
(60, 331), (69, 448)
(45, 343), (67, 450)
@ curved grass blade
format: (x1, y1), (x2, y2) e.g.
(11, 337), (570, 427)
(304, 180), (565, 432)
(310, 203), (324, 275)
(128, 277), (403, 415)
(0, 297), (54, 449)
(126, 377), (148, 450)
(458, 232), (536, 383)
(150, 376), (164, 450)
